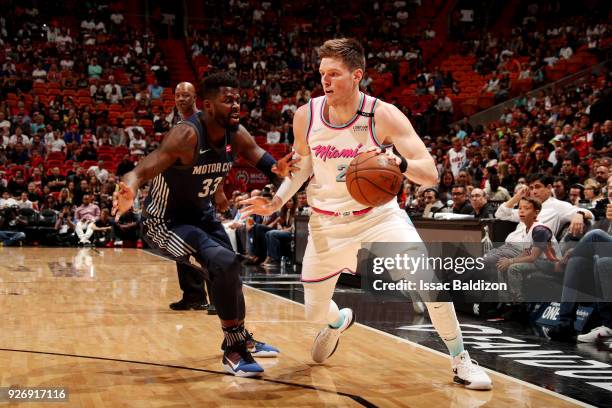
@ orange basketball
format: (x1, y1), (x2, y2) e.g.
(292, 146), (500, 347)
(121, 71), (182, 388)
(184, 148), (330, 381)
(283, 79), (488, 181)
(345, 150), (403, 207)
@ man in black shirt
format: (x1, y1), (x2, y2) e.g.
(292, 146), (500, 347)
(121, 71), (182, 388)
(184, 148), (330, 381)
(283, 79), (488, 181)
(553, 177), (569, 202)
(8, 142), (29, 165)
(78, 141), (98, 161)
(113, 208), (139, 245)
(559, 159), (580, 186)
(590, 122), (610, 156)
(7, 174), (28, 197)
(451, 185), (473, 214)
(469, 188), (495, 218)
(92, 208), (113, 246)
(44, 167), (67, 192)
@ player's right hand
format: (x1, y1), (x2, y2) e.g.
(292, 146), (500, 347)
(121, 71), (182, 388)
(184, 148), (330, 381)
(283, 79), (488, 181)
(112, 182), (136, 221)
(366, 146), (401, 167)
(272, 152), (301, 179)
(238, 196), (281, 219)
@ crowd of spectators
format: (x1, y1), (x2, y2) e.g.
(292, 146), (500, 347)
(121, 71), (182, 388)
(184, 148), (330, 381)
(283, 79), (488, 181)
(187, 0), (444, 140)
(0, 1), (175, 247)
(467, 4), (607, 88)
(400, 70), (611, 218)
(402, 0), (610, 132)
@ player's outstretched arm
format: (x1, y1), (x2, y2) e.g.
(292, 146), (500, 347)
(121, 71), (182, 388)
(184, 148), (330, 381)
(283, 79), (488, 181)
(374, 102), (438, 186)
(233, 125), (300, 181)
(239, 104), (313, 219)
(113, 125), (197, 219)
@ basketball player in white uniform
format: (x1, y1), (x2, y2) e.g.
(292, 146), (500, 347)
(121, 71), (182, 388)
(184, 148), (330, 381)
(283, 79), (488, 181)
(241, 38), (492, 390)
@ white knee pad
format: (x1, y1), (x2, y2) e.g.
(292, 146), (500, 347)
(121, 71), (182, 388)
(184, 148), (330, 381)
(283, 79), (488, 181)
(425, 302), (460, 341)
(303, 279), (340, 324)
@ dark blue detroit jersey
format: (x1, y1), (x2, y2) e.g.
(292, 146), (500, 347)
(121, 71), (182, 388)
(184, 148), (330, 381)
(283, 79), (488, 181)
(143, 111), (234, 222)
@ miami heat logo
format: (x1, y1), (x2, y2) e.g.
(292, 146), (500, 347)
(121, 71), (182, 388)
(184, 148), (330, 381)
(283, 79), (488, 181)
(312, 143), (363, 162)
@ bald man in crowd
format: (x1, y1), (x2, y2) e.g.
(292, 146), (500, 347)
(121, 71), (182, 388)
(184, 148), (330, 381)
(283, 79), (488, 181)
(469, 188), (495, 219)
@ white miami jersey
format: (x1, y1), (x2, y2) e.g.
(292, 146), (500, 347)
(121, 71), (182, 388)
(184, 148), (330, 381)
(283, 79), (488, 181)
(305, 92), (398, 213)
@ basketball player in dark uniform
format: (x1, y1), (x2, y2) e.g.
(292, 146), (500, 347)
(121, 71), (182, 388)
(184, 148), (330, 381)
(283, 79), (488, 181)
(113, 73), (296, 377)
(170, 81), (218, 314)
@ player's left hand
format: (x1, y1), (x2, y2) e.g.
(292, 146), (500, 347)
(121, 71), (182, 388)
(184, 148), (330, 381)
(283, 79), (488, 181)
(238, 196), (281, 219)
(367, 146), (402, 167)
(272, 152), (301, 178)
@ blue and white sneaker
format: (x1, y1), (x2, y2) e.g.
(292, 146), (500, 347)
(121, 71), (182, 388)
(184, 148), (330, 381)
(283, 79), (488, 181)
(221, 333), (280, 358)
(222, 342), (264, 377)
(246, 334), (280, 357)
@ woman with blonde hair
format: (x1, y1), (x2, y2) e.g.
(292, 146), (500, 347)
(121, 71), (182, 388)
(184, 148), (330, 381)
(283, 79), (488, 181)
(57, 187), (73, 208)
(583, 179), (604, 209)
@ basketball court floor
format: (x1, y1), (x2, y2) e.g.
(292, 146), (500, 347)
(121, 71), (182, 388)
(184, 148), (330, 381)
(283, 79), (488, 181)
(0, 247), (608, 407)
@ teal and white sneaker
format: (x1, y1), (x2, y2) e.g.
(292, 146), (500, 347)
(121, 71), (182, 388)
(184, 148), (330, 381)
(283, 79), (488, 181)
(311, 308), (355, 363)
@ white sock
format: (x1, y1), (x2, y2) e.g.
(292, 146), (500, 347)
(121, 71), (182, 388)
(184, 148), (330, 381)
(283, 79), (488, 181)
(426, 302), (464, 357)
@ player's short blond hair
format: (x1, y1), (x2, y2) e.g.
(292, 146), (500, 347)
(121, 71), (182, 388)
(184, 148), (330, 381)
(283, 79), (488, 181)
(319, 38), (365, 72)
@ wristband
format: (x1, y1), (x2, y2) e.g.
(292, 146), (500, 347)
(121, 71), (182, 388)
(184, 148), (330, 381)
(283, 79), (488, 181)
(399, 156), (408, 173)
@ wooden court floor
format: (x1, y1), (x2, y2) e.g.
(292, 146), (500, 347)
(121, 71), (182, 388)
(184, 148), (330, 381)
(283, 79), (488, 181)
(0, 247), (587, 407)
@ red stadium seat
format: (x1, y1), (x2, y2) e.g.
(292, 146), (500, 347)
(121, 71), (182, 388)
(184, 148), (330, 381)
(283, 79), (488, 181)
(9, 165), (26, 176)
(46, 160), (63, 168)
(46, 151), (63, 159)
(114, 146), (129, 157)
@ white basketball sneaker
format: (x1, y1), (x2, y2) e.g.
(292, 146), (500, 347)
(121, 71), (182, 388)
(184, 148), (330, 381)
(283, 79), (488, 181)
(311, 308), (355, 363)
(452, 350), (493, 390)
(577, 326), (612, 343)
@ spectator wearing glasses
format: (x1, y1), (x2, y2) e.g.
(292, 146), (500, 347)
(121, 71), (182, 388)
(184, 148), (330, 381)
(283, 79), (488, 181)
(451, 185), (473, 214)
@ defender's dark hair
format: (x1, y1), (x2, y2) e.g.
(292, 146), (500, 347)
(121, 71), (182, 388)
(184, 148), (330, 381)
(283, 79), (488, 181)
(201, 72), (239, 99)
